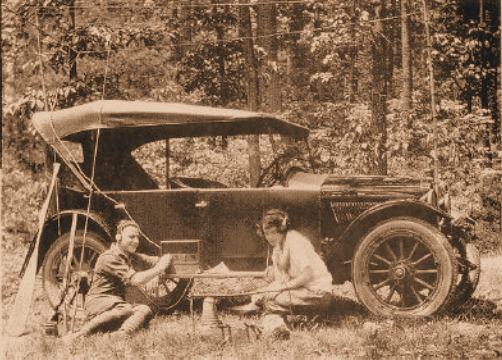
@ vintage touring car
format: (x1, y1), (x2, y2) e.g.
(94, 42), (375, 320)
(24, 100), (479, 318)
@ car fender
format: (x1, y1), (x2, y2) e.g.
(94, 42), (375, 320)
(20, 210), (113, 277)
(330, 200), (451, 263)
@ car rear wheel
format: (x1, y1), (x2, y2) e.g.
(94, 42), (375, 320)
(42, 230), (107, 309)
(42, 231), (192, 313)
(129, 276), (192, 313)
(352, 218), (457, 317)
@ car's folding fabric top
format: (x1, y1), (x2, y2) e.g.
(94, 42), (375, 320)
(32, 100), (309, 145)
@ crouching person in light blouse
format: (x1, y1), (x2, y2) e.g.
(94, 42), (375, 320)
(232, 209), (333, 338)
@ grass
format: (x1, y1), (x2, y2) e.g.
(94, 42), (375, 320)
(2, 154), (501, 359)
(3, 248), (502, 359)
(5, 310), (502, 359)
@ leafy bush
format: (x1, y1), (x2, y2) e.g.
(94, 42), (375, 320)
(477, 169), (502, 223)
(2, 152), (47, 237)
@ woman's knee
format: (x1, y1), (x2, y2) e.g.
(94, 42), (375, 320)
(273, 292), (295, 307)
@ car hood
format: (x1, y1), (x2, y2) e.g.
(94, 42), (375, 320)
(288, 172), (431, 199)
(321, 175), (431, 199)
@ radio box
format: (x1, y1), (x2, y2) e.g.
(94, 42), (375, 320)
(161, 239), (201, 274)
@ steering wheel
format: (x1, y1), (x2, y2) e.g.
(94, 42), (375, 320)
(257, 157), (282, 187)
(257, 154), (310, 188)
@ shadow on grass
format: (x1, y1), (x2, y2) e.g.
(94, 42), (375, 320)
(282, 295), (369, 330)
(167, 294), (368, 330)
(444, 297), (502, 321)
(167, 294), (502, 328)
(169, 295), (253, 316)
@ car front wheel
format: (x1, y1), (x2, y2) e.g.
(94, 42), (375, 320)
(352, 218), (457, 317)
(451, 242), (480, 305)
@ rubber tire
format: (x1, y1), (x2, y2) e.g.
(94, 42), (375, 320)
(352, 218), (457, 318)
(126, 277), (192, 313)
(42, 231), (108, 309)
(451, 243), (480, 305)
(156, 277), (192, 312)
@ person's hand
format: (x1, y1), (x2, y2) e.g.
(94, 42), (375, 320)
(264, 266), (275, 281)
(262, 281), (285, 300)
(266, 282), (284, 292)
(155, 254), (172, 273)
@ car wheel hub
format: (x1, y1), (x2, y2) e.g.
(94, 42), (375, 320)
(393, 264), (407, 280)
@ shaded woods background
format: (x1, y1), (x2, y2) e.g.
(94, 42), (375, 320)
(2, 0), (501, 251)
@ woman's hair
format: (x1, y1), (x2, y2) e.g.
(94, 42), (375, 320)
(116, 219), (139, 236)
(262, 209), (289, 233)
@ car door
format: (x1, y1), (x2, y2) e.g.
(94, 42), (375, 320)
(110, 189), (200, 253)
(196, 188), (268, 272)
(196, 187), (322, 272)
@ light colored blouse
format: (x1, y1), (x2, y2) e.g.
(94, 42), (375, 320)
(272, 230), (333, 293)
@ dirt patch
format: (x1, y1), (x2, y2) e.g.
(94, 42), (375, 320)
(474, 256), (502, 305)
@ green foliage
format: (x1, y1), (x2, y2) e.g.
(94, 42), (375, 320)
(178, 42), (247, 106)
(171, 138), (252, 187)
(2, 0), (500, 245)
(1, 152), (47, 237)
(433, 0), (500, 131)
(307, 1), (371, 104)
(2, 82), (91, 169)
(175, 5), (245, 106)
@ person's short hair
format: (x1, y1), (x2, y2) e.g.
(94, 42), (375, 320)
(116, 219), (140, 236)
(262, 209), (289, 233)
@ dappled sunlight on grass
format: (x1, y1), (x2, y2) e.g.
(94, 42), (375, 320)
(4, 251), (502, 358)
(5, 298), (502, 359)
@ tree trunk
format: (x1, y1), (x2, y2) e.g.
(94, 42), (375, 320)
(288, 3), (308, 88)
(176, 0), (192, 62)
(260, 0), (279, 112)
(385, 13), (394, 102)
(239, 0), (261, 187)
(348, 0), (358, 103)
(371, 2), (388, 175)
(478, 0), (493, 167)
(401, 0), (412, 110)
(391, 0), (399, 98)
(215, 3), (227, 105)
(69, 0), (77, 81)
(3, 50), (16, 104)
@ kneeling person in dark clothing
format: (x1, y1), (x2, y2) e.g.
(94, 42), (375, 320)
(65, 220), (172, 341)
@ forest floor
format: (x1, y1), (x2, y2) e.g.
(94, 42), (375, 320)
(3, 231), (502, 359)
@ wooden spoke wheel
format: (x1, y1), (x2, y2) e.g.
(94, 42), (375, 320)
(42, 231), (107, 309)
(127, 276), (192, 313)
(352, 218), (457, 317)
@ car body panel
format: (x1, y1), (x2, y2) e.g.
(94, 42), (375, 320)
(29, 101), (475, 295)
(109, 190), (199, 245)
(321, 175), (431, 199)
(104, 186), (322, 274)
